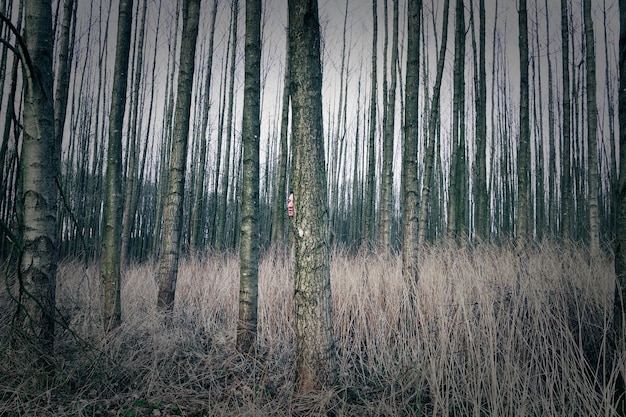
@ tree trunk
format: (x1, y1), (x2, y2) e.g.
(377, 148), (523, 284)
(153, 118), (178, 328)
(380, 0), (398, 252)
(517, 0), (530, 246)
(473, 0), (488, 241)
(121, 0), (148, 266)
(448, 0), (467, 240)
(53, 0), (75, 173)
(191, 0), (218, 250)
(419, 0), (449, 245)
(153, 1), (180, 256)
(217, 0), (239, 248)
(102, 0), (133, 330)
(402, 0), (421, 281)
(237, 0), (261, 354)
(583, 0), (600, 254)
(351, 69), (363, 245)
(614, 2), (626, 414)
(16, 0), (58, 367)
(363, 0), (378, 248)
(288, 0), (336, 393)
(272, 33), (290, 245)
(545, 0), (557, 237)
(157, 0), (200, 310)
(561, 0), (572, 241)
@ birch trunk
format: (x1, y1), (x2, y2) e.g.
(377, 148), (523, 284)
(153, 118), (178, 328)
(17, 0), (58, 365)
(157, 0), (200, 310)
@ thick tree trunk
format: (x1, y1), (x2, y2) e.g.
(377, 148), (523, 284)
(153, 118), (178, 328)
(402, 0), (421, 281)
(16, 0), (58, 366)
(157, 0), (200, 310)
(237, 0), (261, 354)
(288, 0), (336, 393)
(102, 0), (133, 330)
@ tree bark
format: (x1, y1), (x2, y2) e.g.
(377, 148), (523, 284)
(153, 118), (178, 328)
(237, 0), (261, 354)
(157, 0), (200, 310)
(473, 0), (488, 241)
(363, 0), (378, 248)
(545, 0), (557, 237)
(380, 0), (398, 252)
(448, 0), (467, 240)
(517, 0), (530, 246)
(16, 0), (58, 366)
(402, 0), (421, 281)
(584, 0), (600, 254)
(102, 0), (133, 330)
(53, 0), (75, 173)
(561, 0), (572, 240)
(288, 0), (336, 393)
(121, 0), (148, 266)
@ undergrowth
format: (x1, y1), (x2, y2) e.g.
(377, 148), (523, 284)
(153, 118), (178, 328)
(0, 241), (621, 416)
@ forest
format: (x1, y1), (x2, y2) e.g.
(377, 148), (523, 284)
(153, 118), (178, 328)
(1, 0), (626, 415)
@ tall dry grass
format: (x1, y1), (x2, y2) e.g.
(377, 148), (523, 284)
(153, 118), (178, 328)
(0, 241), (621, 416)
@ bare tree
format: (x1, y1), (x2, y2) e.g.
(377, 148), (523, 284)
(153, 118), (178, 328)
(288, 0), (336, 393)
(237, 0), (261, 353)
(448, 0), (467, 240)
(402, 0), (421, 281)
(216, 0), (240, 248)
(157, 0), (201, 310)
(191, 0), (218, 250)
(472, 0), (488, 241)
(583, 0), (600, 254)
(561, 0), (572, 240)
(363, 0), (378, 247)
(53, 0), (75, 173)
(419, 0), (450, 245)
(121, 0), (148, 266)
(517, 0), (530, 246)
(380, 0), (399, 252)
(101, 0), (133, 330)
(271, 32), (290, 245)
(11, 0), (58, 367)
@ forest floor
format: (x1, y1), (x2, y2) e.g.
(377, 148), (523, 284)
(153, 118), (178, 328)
(0, 241), (622, 416)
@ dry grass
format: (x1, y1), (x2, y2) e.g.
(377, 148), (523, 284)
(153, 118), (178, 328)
(0, 241), (621, 416)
